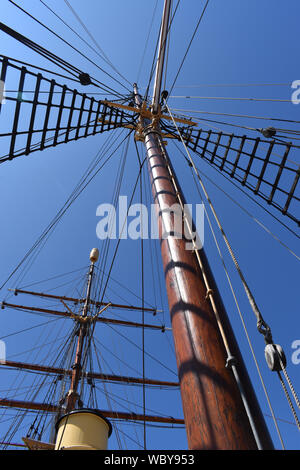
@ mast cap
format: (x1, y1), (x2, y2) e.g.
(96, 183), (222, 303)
(90, 248), (99, 264)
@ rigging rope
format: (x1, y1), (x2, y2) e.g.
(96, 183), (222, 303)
(92, 339), (124, 449)
(276, 372), (300, 431)
(165, 100), (274, 341)
(178, 146), (286, 448)
(169, 107), (300, 125)
(39, 0), (131, 88)
(171, 111), (300, 155)
(168, 83), (292, 88)
(156, 132), (268, 449)
(166, 101), (300, 433)
(62, 0), (131, 87)
(162, 119), (300, 238)
(0, 22), (125, 99)
(169, 95), (293, 103)
(168, 0), (210, 96)
(171, 140), (300, 262)
(0, 55), (90, 87)
(93, 340), (141, 449)
(0, 130), (132, 292)
(137, 0), (159, 83)
(94, 137), (130, 308)
(139, 143), (146, 450)
(8, 1), (131, 93)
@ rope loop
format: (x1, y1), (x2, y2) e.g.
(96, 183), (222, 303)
(257, 318), (273, 344)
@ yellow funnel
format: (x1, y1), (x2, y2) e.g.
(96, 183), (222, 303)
(55, 409), (112, 450)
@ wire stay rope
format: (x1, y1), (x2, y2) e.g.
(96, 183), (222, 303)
(181, 149), (286, 448)
(8, 0), (131, 93)
(169, 107), (300, 126)
(0, 130), (118, 288)
(0, 129), (133, 293)
(165, 101), (278, 340)
(136, 0), (159, 84)
(39, 0), (131, 88)
(168, 83), (292, 88)
(168, 95), (295, 103)
(160, 119), (300, 226)
(62, 0), (131, 87)
(0, 21), (126, 99)
(171, 140), (300, 261)
(168, 0), (210, 97)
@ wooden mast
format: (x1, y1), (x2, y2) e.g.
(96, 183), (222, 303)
(64, 248), (98, 412)
(133, 0), (274, 450)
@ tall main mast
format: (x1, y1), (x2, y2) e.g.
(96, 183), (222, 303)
(134, 0), (273, 450)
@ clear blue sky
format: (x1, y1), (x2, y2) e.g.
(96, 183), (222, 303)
(0, 0), (299, 450)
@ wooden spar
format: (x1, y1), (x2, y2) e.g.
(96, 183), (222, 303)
(99, 100), (197, 126)
(10, 288), (158, 313)
(1, 302), (168, 330)
(0, 398), (184, 425)
(1, 360), (179, 387)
